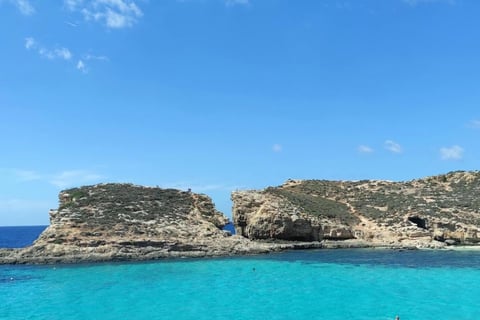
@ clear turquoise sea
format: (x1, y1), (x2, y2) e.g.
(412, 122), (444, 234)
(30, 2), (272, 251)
(2, 249), (480, 320)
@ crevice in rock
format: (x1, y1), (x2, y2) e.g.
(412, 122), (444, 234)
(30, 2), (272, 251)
(408, 216), (428, 229)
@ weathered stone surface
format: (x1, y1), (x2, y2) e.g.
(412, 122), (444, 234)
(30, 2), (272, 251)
(3, 170), (480, 264)
(232, 171), (480, 248)
(232, 189), (356, 242)
(0, 184), (290, 264)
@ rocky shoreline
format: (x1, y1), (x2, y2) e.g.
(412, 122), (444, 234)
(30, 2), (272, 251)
(0, 238), (437, 265)
(0, 236), (285, 264)
(2, 171), (480, 265)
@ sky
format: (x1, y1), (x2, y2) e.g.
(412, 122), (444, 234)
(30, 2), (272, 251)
(1, 0), (480, 226)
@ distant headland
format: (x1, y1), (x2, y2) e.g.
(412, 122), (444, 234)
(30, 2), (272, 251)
(2, 170), (480, 264)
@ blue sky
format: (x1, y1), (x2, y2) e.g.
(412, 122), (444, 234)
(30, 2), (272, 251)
(1, 0), (480, 225)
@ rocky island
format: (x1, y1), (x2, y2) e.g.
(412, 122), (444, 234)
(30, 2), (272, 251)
(1, 171), (480, 264)
(232, 170), (480, 248)
(0, 184), (288, 264)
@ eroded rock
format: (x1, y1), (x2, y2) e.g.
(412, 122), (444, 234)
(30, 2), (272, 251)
(0, 184), (278, 264)
(232, 171), (480, 248)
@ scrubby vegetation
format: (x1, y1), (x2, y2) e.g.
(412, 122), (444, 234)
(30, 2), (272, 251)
(57, 184), (195, 226)
(265, 187), (359, 225)
(267, 171), (480, 226)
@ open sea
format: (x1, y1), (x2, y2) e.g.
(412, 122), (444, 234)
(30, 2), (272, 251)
(2, 226), (480, 319)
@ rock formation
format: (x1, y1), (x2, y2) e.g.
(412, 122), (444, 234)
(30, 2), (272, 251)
(0, 184), (290, 264)
(232, 171), (480, 248)
(3, 170), (480, 264)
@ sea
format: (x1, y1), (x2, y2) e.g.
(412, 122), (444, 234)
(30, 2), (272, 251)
(0, 226), (47, 248)
(2, 226), (480, 320)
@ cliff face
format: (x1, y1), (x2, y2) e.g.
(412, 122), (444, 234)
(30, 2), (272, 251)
(3, 170), (480, 264)
(232, 191), (355, 241)
(1, 184), (278, 264)
(232, 171), (480, 248)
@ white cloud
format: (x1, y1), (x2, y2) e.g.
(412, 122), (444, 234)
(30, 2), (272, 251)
(440, 145), (464, 160)
(55, 48), (72, 60)
(8, 168), (103, 189)
(49, 170), (104, 188)
(65, 21), (79, 27)
(64, 0), (83, 11)
(384, 140), (402, 154)
(358, 145), (374, 154)
(25, 37), (106, 73)
(37, 47), (55, 59)
(84, 53), (109, 61)
(77, 59), (87, 73)
(8, 0), (35, 15)
(468, 119), (480, 129)
(65, 0), (143, 29)
(104, 9), (129, 28)
(226, 0), (249, 6)
(25, 36), (35, 49)
(272, 143), (283, 153)
(76, 54), (108, 73)
(25, 37), (73, 60)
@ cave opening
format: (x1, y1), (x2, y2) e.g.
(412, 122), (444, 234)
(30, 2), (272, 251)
(408, 216), (428, 229)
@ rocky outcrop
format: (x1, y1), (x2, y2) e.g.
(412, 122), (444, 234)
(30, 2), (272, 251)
(232, 190), (355, 241)
(0, 184), (293, 264)
(3, 171), (480, 264)
(232, 171), (480, 248)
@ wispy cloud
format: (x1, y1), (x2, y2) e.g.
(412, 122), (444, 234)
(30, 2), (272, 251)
(77, 60), (87, 73)
(6, 0), (35, 15)
(13, 169), (43, 181)
(384, 140), (403, 154)
(84, 53), (109, 61)
(225, 0), (249, 6)
(65, 20), (79, 27)
(440, 145), (464, 160)
(25, 36), (35, 49)
(64, 0), (83, 11)
(65, 0), (143, 29)
(0, 198), (51, 212)
(49, 170), (104, 188)
(468, 119), (480, 129)
(9, 168), (104, 189)
(25, 37), (107, 73)
(75, 53), (109, 73)
(25, 37), (72, 60)
(272, 143), (283, 153)
(55, 47), (73, 60)
(403, 0), (456, 6)
(357, 145), (374, 154)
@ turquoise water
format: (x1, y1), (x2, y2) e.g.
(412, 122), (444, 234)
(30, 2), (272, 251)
(2, 249), (480, 320)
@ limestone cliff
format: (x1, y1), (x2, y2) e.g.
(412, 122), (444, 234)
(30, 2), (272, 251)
(0, 184), (281, 264)
(232, 171), (480, 248)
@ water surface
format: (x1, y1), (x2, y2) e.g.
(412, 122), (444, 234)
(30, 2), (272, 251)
(0, 226), (47, 248)
(2, 249), (479, 320)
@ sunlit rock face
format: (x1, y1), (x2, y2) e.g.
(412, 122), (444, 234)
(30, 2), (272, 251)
(232, 171), (480, 248)
(0, 184), (262, 264)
